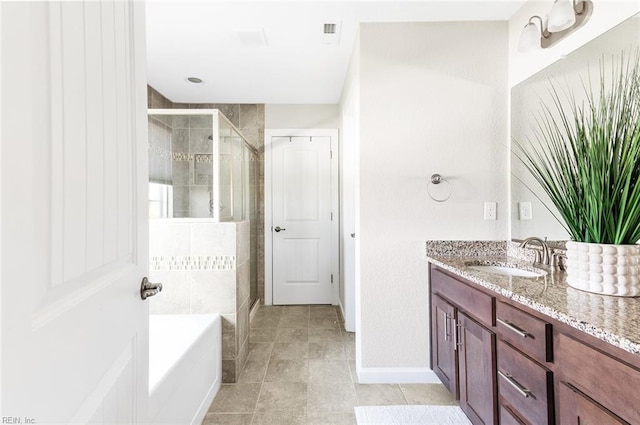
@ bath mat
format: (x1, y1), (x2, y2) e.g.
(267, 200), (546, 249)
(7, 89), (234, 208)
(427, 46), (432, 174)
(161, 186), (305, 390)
(354, 405), (473, 425)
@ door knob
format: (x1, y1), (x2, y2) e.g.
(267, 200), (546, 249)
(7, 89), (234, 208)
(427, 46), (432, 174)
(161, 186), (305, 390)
(274, 226), (286, 232)
(140, 277), (163, 300)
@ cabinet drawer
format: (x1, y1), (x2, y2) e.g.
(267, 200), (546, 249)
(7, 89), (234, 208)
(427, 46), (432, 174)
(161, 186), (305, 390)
(498, 340), (553, 425)
(497, 301), (552, 363)
(431, 267), (494, 327)
(555, 333), (640, 424)
(499, 405), (526, 425)
(558, 382), (627, 425)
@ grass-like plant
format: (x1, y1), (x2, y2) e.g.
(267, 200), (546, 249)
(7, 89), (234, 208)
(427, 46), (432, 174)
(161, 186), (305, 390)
(514, 51), (640, 245)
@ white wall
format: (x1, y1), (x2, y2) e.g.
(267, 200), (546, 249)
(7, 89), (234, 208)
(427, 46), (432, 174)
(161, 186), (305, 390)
(509, 0), (640, 87)
(355, 21), (509, 381)
(339, 32), (360, 333)
(265, 104), (339, 129)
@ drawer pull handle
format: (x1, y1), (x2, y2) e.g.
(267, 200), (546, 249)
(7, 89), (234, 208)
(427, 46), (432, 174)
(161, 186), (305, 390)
(497, 318), (530, 338)
(443, 312), (450, 341)
(499, 371), (532, 398)
(455, 322), (463, 349)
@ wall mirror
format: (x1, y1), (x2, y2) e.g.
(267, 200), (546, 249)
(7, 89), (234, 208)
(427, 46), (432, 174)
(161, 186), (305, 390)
(510, 13), (640, 242)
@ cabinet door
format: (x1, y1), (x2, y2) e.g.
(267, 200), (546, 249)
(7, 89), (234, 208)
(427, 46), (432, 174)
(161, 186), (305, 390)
(458, 312), (497, 425)
(432, 294), (458, 396)
(558, 383), (628, 425)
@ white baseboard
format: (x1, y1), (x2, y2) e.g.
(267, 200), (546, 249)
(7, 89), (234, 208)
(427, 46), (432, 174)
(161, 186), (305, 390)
(337, 298), (355, 333)
(356, 367), (442, 384)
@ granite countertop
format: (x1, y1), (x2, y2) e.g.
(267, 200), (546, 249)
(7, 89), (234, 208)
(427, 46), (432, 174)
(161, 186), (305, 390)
(425, 241), (640, 357)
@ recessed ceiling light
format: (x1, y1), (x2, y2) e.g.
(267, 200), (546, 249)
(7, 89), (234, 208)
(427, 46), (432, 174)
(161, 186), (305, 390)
(186, 76), (204, 84)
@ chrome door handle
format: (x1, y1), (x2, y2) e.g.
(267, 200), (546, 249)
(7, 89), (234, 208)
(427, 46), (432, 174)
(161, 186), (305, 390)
(140, 277), (163, 300)
(274, 226), (286, 232)
(453, 320), (462, 351)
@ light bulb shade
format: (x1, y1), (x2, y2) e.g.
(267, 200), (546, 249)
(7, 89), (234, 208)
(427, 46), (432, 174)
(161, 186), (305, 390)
(518, 22), (541, 52)
(548, 0), (577, 32)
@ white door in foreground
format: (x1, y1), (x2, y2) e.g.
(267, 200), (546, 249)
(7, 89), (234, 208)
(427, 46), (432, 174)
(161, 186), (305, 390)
(271, 136), (334, 305)
(1, 1), (149, 422)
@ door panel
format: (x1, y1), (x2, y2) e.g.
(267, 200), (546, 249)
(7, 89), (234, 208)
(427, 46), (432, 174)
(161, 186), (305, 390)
(272, 136), (333, 305)
(1, 1), (148, 422)
(458, 312), (498, 425)
(284, 239), (320, 282)
(283, 147), (320, 220)
(431, 294), (458, 396)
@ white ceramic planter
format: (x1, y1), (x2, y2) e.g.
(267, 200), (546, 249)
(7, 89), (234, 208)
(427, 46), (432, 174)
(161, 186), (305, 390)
(566, 241), (640, 297)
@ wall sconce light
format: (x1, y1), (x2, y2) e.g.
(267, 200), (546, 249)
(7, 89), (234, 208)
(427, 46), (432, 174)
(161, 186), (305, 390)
(517, 0), (593, 52)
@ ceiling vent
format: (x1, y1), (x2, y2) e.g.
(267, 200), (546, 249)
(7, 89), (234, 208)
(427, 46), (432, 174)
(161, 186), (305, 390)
(324, 23), (337, 34)
(322, 22), (341, 45)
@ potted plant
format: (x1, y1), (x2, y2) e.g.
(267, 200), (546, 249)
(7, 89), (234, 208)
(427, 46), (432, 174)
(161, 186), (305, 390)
(514, 51), (640, 297)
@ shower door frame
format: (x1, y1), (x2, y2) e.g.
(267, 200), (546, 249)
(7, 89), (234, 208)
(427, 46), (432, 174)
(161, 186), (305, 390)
(148, 108), (259, 221)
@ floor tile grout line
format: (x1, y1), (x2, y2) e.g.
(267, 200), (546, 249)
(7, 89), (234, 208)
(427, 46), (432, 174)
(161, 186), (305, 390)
(398, 384), (411, 405)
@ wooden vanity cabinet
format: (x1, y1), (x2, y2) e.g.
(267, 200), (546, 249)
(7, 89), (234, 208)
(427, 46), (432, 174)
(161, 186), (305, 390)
(430, 267), (497, 425)
(429, 263), (640, 425)
(557, 383), (627, 425)
(555, 332), (640, 425)
(457, 312), (498, 425)
(431, 294), (458, 395)
(496, 301), (554, 425)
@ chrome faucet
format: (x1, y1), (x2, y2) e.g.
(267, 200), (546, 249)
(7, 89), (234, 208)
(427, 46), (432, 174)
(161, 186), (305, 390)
(519, 237), (551, 266)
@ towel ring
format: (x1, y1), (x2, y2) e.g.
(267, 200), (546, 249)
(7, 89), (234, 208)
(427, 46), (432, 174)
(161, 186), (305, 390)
(427, 174), (452, 202)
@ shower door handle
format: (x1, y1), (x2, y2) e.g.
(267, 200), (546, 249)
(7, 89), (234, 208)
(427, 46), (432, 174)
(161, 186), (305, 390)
(274, 226), (286, 232)
(140, 277), (163, 300)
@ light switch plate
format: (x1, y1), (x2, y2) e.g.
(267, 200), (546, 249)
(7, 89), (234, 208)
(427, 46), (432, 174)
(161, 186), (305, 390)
(519, 202), (533, 220)
(484, 202), (497, 220)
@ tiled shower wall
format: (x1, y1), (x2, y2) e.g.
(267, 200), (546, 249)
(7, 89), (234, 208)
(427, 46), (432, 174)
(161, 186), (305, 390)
(149, 220), (251, 383)
(148, 86), (266, 304)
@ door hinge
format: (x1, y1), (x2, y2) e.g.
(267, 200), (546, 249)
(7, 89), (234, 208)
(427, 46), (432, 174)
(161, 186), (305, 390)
(330, 150), (333, 159)
(331, 274), (334, 284)
(331, 212), (333, 221)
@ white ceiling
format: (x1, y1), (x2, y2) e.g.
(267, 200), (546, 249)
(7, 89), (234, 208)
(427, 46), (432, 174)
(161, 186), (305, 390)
(145, 1), (527, 104)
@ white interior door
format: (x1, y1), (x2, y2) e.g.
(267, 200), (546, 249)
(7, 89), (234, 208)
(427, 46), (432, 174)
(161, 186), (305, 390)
(271, 136), (335, 305)
(1, 1), (149, 422)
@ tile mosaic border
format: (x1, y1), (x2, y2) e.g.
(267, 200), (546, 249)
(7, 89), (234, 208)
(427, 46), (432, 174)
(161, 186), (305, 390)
(149, 146), (219, 164)
(151, 255), (236, 271)
(194, 154), (213, 163)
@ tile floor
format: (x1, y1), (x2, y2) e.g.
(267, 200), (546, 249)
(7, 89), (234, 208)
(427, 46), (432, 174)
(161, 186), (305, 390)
(203, 305), (456, 425)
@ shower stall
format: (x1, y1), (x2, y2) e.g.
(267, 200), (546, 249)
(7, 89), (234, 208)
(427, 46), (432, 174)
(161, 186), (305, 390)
(147, 109), (259, 398)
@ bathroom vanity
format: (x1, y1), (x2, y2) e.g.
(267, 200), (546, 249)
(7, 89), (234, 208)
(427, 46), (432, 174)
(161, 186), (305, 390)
(427, 242), (640, 425)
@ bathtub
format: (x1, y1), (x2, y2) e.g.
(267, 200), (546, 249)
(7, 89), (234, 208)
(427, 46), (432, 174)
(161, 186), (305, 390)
(149, 314), (221, 425)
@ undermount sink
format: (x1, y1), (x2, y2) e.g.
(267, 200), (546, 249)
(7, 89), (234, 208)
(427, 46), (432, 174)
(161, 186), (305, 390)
(466, 263), (547, 278)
